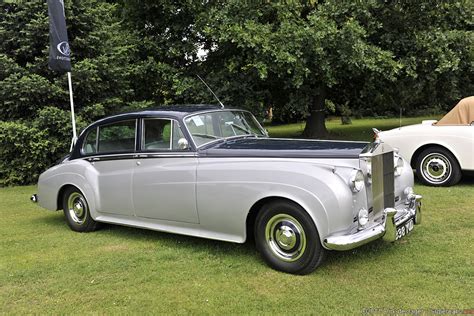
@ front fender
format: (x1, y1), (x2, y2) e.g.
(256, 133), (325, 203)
(196, 158), (360, 243)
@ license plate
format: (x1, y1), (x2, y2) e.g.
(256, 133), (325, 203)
(395, 218), (414, 240)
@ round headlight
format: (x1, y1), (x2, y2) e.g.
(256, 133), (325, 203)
(394, 156), (404, 176)
(349, 169), (365, 192)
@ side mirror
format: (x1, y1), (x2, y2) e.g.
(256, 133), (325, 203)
(177, 138), (189, 150)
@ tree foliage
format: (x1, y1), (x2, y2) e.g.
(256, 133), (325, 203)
(0, 0), (472, 184)
(0, 0), (139, 121)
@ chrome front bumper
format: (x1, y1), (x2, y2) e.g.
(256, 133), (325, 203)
(323, 193), (422, 251)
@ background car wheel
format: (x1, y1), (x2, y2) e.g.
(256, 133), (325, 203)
(415, 147), (462, 186)
(62, 187), (99, 232)
(255, 200), (326, 275)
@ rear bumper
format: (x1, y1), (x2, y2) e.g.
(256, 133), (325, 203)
(323, 193), (422, 251)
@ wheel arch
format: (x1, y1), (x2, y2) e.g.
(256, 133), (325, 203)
(56, 184), (77, 210)
(410, 143), (460, 169)
(56, 183), (96, 217)
(245, 196), (323, 243)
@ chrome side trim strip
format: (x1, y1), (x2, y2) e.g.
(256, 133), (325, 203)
(82, 152), (198, 162)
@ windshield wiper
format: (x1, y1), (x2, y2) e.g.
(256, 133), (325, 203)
(192, 133), (221, 139)
(225, 122), (255, 136)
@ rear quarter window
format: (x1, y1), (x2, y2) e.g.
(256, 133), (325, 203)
(82, 128), (97, 155)
(97, 120), (136, 153)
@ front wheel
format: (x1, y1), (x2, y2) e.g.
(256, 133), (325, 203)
(255, 200), (326, 275)
(415, 147), (462, 186)
(62, 187), (100, 232)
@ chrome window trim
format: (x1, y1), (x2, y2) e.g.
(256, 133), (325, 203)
(170, 120), (173, 150)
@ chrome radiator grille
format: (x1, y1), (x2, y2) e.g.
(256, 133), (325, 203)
(370, 150), (395, 213)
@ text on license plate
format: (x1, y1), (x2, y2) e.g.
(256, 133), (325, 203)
(396, 218), (414, 240)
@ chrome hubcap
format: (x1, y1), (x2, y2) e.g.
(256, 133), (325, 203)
(67, 192), (87, 225)
(421, 153), (451, 184)
(275, 225), (297, 250)
(265, 214), (306, 262)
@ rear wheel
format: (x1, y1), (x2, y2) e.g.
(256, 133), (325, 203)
(62, 187), (99, 232)
(415, 147), (461, 186)
(255, 200), (326, 275)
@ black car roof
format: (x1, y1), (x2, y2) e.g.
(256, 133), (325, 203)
(139, 104), (224, 116)
(70, 104), (244, 159)
(92, 104), (234, 125)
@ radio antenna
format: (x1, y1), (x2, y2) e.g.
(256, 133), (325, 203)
(197, 74), (224, 109)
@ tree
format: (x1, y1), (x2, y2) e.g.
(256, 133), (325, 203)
(0, 0), (141, 185)
(0, 0), (139, 121)
(197, 2), (400, 137)
(98, 1), (474, 135)
(363, 1), (474, 115)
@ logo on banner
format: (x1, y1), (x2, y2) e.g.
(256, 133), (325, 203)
(57, 41), (70, 57)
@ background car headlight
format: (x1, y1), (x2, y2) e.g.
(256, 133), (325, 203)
(349, 169), (365, 192)
(394, 155), (404, 176)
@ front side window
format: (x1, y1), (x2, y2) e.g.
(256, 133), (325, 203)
(142, 119), (187, 151)
(97, 120), (136, 153)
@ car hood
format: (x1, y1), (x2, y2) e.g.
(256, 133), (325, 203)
(200, 137), (368, 159)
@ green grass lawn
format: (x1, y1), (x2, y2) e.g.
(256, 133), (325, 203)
(267, 115), (441, 140)
(1, 116), (473, 314)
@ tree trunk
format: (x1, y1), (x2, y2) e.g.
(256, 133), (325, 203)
(302, 85), (328, 139)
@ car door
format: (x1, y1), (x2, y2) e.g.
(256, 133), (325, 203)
(81, 119), (137, 216)
(132, 118), (199, 223)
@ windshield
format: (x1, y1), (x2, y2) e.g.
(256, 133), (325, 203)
(184, 110), (266, 147)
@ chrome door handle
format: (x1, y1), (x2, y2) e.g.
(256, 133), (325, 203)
(136, 161), (141, 166)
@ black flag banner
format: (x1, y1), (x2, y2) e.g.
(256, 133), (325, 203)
(48, 0), (71, 73)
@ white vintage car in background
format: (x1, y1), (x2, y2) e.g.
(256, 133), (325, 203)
(32, 105), (422, 274)
(376, 96), (474, 186)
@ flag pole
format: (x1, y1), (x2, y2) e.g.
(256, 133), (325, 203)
(67, 71), (77, 150)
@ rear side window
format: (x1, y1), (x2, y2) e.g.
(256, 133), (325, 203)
(97, 120), (136, 153)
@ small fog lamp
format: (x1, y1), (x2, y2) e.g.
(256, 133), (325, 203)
(358, 208), (369, 227)
(404, 186), (414, 199)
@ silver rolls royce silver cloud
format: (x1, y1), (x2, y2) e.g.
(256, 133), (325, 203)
(32, 105), (422, 275)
